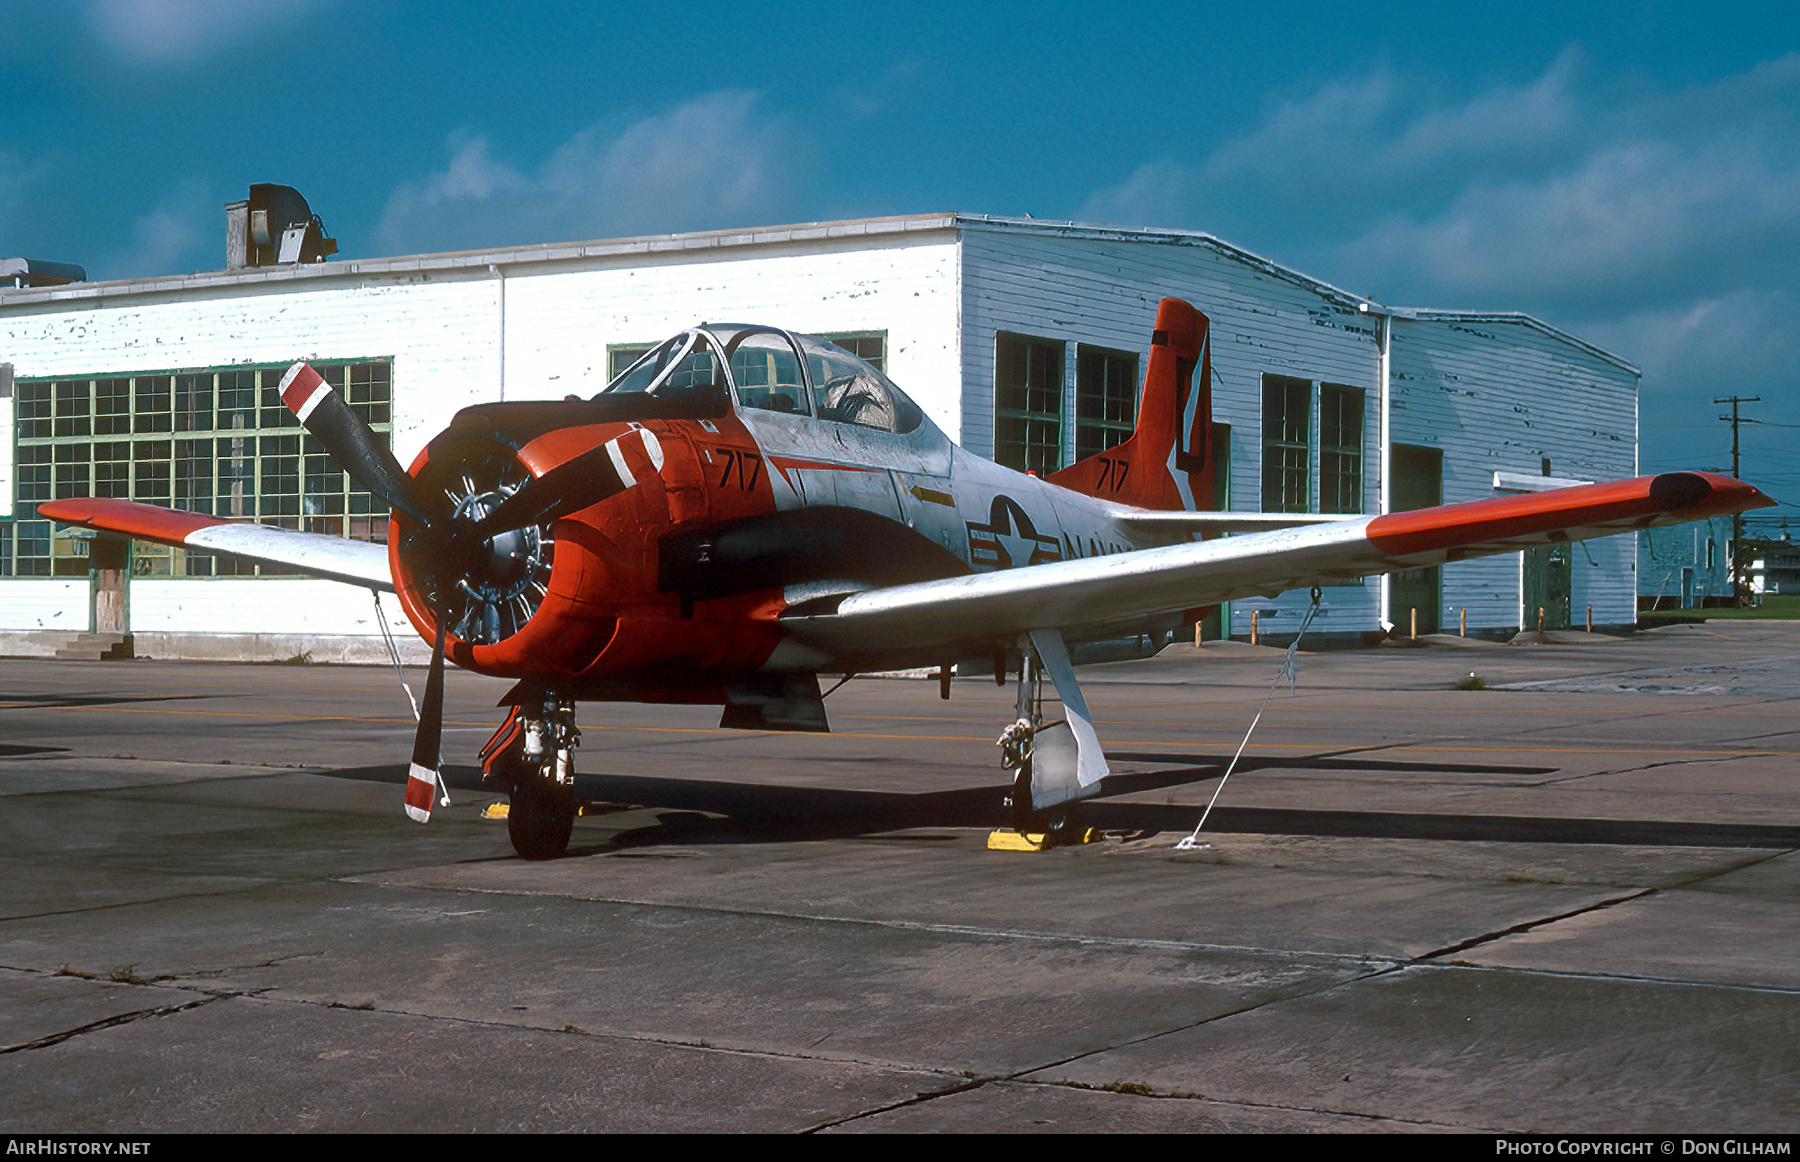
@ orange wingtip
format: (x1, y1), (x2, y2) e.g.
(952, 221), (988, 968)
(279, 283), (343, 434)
(1366, 472), (1774, 557)
(37, 498), (228, 542)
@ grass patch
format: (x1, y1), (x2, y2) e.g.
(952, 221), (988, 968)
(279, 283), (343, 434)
(278, 650), (314, 665)
(1454, 672), (1487, 690)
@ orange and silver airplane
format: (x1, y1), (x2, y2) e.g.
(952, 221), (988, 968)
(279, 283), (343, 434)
(42, 298), (1773, 860)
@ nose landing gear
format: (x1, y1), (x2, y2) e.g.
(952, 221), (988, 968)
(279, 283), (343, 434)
(482, 693), (581, 860)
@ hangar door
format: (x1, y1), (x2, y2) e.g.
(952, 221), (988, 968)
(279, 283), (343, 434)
(1523, 544), (1572, 631)
(1387, 444), (1442, 634)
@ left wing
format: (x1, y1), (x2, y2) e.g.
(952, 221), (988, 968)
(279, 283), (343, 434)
(783, 471), (1772, 666)
(37, 498), (393, 591)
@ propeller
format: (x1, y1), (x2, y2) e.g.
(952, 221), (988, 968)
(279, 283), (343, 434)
(279, 361), (659, 822)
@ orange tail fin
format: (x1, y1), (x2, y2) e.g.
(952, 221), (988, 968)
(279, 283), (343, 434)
(1047, 297), (1214, 511)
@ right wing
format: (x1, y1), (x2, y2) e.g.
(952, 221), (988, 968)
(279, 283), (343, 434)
(37, 498), (393, 591)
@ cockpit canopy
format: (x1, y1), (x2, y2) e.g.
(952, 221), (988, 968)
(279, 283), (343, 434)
(601, 325), (925, 436)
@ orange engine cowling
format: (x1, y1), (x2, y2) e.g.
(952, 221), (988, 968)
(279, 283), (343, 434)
(388, 420), (786, 696)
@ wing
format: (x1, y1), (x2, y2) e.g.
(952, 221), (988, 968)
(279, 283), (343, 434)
(1110, 510), (1347, 534)
(37, 498), (393, 591)
(781, 471), (1772, 667)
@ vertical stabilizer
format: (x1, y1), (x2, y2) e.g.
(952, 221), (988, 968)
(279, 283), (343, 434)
(1047, 297), (1214, 511)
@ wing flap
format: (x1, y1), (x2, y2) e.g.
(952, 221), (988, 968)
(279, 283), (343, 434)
(38, 498), (393, 591)
(1112, 510), (1347, 534)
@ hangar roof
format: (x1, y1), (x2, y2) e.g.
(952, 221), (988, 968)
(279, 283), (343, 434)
(0, 211), (1638, 376)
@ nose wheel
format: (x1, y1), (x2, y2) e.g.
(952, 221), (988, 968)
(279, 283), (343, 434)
(485, 694), (581, 860)
(508, 774), (575, 861)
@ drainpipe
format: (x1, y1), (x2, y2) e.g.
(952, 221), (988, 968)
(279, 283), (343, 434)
(1361, 303), (1395, 633)
(489, 264), (506, 402)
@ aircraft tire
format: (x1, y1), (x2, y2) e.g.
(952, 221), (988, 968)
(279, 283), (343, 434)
(508, 776), (574, 860)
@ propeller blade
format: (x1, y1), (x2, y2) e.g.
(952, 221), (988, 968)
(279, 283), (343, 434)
(279, 362), (439, 526)
(465, 426), (664, 540)
(403, 617), (449, 824)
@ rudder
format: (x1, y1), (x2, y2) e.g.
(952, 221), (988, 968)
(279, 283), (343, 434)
(1046, 297), (1214, 512)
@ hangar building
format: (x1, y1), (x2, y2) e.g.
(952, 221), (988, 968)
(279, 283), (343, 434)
(0, 211), (1641, 659)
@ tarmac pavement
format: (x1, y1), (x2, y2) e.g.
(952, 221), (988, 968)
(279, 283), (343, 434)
(0, 620), (1795, 1133)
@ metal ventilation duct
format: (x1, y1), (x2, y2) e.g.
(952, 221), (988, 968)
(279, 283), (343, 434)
(224, 184), (338, 269)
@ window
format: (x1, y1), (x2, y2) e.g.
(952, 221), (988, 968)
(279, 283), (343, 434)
(729, 331), (808, 415)
(817, 331), (887, 372)
(608, 344), (656, 382)
(995, 333), (1064, 474)
(1261, 376), (1366, 514)
(1261, 374), (1311, 513)
(1318, 383), (1364, 514)
(1075, 344), (1138, 461)
(6, 361), (393, 577)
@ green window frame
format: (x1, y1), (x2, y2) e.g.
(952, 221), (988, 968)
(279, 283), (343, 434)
(1074, 344), (1138, 462)
(1261, 374), (1312, 513)
(7, 360), (394, 578)
(995, 332), (1065, 474)
(1318, 383), (1365, 515)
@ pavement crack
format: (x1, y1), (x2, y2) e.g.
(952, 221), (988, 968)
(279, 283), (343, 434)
(0, 992), (227, 1055)
(1656, 847), (1790, 889)
(997, 960), (1409, 1084)
(1413, 887), (1657, 962)
(1032, 1078), (1490, 1130)
(1533, 751), (1763, 786)
(802, 1075), (993, 1133)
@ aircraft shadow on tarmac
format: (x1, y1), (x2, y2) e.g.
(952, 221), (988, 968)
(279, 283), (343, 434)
(321, 759), (1800, 855)
(0, 690), (220, 710)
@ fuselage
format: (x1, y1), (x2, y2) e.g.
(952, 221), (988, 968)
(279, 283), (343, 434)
(389, 324), (1168, 699)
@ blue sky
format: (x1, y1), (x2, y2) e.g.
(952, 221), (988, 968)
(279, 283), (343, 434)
(3, 0), (1797, 527)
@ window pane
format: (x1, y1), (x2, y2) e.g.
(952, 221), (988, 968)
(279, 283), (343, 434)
(729, 332), (809, 415)
(1319, 383), (1364, 514)
(133, 376), (172, 433)
(95, 378), (132, 435)
(1075, 344), (1137, 461)
(54, 381), (89, 437)
(1262, 374), (1311, 513)
(995, 333), (1064, 473)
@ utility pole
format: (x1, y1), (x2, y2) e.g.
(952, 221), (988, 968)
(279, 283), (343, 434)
(1715, 395), (1761, 604)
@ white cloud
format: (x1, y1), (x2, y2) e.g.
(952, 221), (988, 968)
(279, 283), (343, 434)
(1080, 50), (1800, 315)
(0, 150), (55, 232)
(86, 0), (325, 65)
(103, 181), (213, 278)
(1082, 48), (1590, 233)
(1073, 160), (1191, 231)
(1339, 136), (1800, 308)
(377, 92), (791, 257)
(1079, 51), (1800, 494)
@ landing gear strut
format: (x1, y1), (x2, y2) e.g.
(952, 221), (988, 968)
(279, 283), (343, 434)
(994, 650), (1086, 849)
(485, 692), (581, 860)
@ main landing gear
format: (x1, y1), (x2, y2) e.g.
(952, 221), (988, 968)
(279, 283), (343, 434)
(482, 692), (580, 860)
(992, 641), (1101, 852)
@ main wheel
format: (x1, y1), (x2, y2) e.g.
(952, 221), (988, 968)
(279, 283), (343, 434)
(508, 775), (575, 860)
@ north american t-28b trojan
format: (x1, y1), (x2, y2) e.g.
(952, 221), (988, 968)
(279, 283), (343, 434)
(43, 298), (1773, 859)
